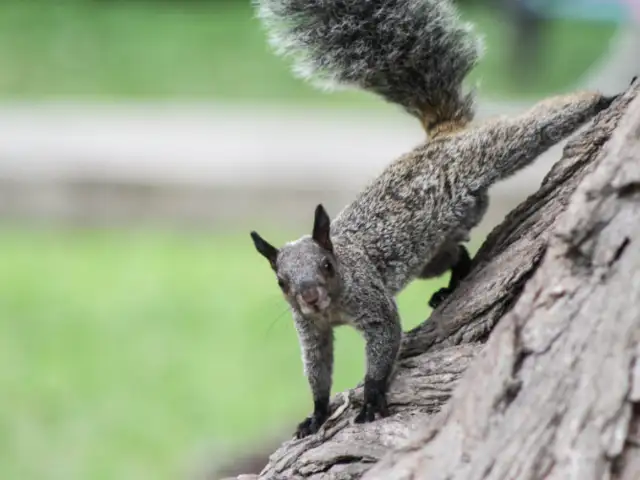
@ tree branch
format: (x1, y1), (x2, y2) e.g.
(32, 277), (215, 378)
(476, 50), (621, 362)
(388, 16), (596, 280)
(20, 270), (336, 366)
(220, 82), (639, 480)
(367, 84), (640, 480)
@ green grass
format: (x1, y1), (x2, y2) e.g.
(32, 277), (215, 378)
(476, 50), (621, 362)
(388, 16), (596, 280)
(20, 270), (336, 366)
(0, 1), (617, 102)
(0, 228), (464, 480)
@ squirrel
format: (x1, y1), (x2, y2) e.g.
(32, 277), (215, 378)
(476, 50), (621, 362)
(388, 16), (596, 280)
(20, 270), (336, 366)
(250, 0), (622, 438)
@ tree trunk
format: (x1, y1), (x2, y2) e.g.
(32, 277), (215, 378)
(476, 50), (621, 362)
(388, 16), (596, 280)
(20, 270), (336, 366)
(220, 82), (640, 480)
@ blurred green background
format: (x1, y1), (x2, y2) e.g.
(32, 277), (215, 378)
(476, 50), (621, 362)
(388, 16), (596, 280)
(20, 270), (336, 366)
(0, 0), (616, 101)
(0, 228), (454, 479)
(0, 0), (623, 479)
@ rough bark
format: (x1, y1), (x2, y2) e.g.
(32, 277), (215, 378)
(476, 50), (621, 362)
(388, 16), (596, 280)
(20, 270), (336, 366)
(220, 82), (640, 480)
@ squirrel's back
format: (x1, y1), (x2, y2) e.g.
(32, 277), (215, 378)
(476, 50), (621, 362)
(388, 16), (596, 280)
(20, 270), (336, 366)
(255, 0), (483, 135)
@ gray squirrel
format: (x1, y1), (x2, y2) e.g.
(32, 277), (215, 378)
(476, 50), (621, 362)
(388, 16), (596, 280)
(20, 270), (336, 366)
(250, 0), (621, 438)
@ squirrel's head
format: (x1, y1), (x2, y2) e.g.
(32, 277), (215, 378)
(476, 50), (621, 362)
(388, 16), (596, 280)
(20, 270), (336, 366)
(250, 204), (340, 316)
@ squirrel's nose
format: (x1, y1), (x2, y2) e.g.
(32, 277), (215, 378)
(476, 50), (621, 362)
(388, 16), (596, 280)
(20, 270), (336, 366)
(301, 287), (319, 305)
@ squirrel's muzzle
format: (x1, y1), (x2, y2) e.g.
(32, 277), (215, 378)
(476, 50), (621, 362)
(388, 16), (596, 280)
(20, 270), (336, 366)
(301, 288), (320, 305)
(297, 284), (331, 315)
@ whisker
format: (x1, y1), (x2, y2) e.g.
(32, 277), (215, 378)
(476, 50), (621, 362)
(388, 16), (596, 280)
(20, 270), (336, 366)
(264, 305), (292, 338)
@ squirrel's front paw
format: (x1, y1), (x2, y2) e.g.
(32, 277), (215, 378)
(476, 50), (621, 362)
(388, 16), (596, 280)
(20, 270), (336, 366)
(429, 287), (453, 309)
(295, 411), (328, 439)
(355, 380), (390, 423)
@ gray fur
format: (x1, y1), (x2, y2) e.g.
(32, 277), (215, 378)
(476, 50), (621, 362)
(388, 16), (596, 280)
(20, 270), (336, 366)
(251, 0), (619, 438)
(333, 92), (614, 293)
(252, 91), (615, 437)
(255, 0), (483, 125)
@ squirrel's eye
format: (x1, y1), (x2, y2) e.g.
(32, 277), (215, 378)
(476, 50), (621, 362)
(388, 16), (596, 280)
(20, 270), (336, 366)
(322, 259), (334, 275)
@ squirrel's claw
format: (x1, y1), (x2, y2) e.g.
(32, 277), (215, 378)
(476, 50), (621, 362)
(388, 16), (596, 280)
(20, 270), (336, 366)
(354, 405), (374, 423)
(295, 410), (328, 439)
(354, 386), (390, 424)
(429, 287), (453, 309)
(295, 398), (330, 438)
(354, 400), (390, 424)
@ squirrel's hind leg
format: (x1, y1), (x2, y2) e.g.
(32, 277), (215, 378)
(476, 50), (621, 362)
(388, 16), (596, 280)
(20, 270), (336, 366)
(418, 242), (463, 279)
(425, 244), (472, 309)
(419, 189), (486, 308)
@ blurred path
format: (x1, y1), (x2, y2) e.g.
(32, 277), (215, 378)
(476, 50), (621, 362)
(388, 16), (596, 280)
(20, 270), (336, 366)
(0, 98), (563, 231)
(3, 25), (638, 232)
(1, 22), (638, 232)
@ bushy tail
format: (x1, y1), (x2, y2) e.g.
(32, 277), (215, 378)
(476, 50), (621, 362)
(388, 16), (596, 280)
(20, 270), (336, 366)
(256, 0), (483, 128)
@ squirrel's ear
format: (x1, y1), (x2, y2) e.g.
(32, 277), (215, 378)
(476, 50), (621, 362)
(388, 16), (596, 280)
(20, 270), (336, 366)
(250, 231), (279, 270)
(312, 204), (333, 252)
